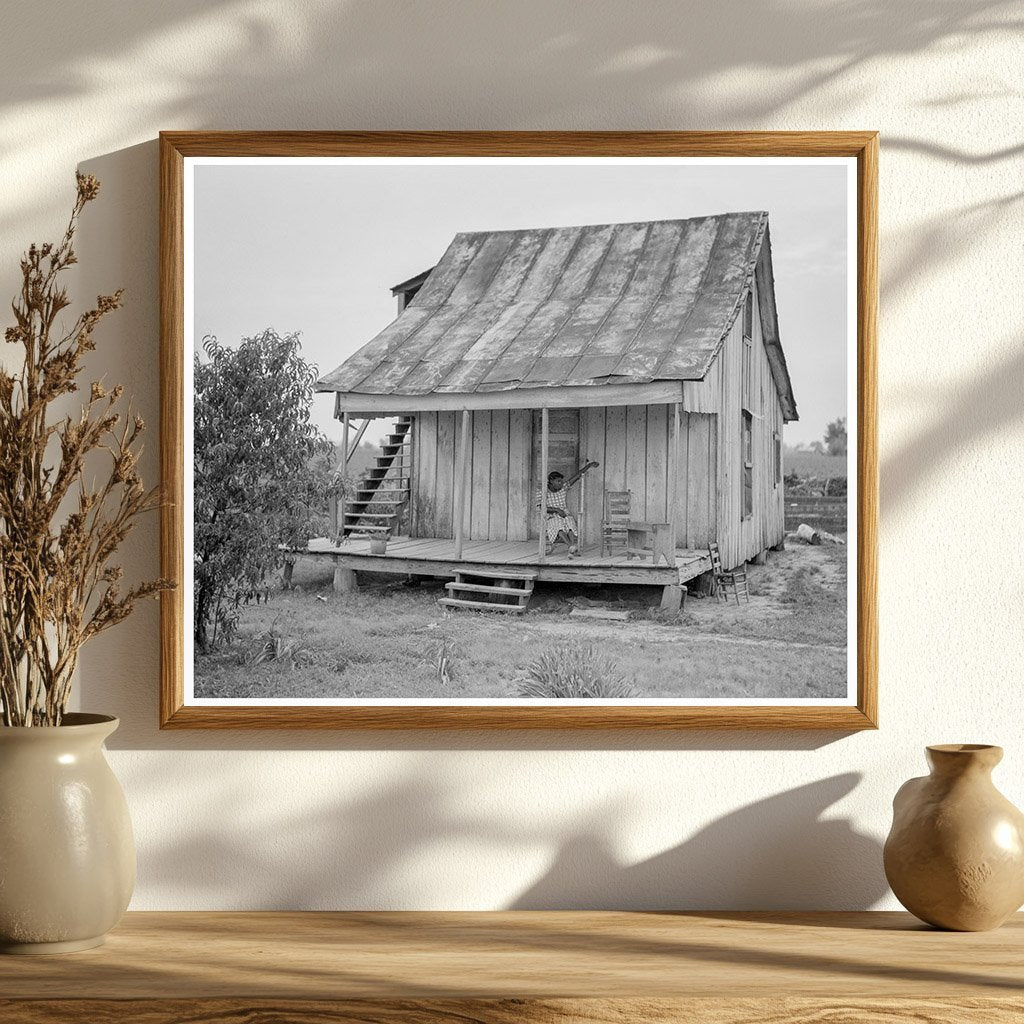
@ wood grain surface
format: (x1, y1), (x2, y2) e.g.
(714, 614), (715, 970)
(5, 997), (1024, 1024)
(160, 130), (879, 731)
(0, 911), (1019, 1023)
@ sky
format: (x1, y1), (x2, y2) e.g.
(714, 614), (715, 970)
(192, 158), (850, 447)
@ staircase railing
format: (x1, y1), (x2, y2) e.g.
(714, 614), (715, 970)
(345, 418), (370, 463)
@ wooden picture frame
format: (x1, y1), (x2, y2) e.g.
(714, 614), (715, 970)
(160, 131), (877, 730)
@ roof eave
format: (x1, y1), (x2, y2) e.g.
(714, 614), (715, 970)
(754, 224), (799, 422)
(389, 267), (435, 295)
(324, 379), (686, 415)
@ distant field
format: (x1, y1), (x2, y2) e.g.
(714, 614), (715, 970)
(784, 448), (848, 479)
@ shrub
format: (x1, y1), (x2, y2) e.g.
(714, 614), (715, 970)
(193, 329), (334, 650)
(520, 643), (636, 699)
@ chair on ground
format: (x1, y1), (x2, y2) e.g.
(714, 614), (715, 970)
(601, 491), (632, 557)
(709, 542), (750, 604)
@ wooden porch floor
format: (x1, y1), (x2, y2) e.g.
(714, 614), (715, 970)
(305, 536), (711, 586)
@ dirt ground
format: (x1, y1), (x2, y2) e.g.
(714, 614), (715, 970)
(194, 538), (849, 701)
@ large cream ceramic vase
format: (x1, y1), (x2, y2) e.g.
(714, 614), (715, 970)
(0, 714), (135, 953)
(884, 744), (1024, 931)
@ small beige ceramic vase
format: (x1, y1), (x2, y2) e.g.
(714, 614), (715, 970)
(0, 714), (135, 953)
(884, 744), (1024, 931)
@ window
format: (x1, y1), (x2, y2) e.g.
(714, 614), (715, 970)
(743, 287), (754, 339)
(773, 431), (782, 488)
(742, 410), (753, 518)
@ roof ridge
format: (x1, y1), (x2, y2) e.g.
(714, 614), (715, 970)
(450, 211), (768, 239)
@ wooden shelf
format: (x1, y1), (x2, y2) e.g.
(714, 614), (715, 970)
(1, 911), (1021, 1022)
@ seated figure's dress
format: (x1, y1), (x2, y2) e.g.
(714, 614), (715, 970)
(536, 485), (576, 543)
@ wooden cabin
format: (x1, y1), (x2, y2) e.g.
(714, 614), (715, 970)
(314, 213), (797, 600)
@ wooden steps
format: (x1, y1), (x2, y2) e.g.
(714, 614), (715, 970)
(445, 581), (535, 596)
(439, 569), (537, 614)
(343, 415), (413, 537)
(344, 510), (399, 521)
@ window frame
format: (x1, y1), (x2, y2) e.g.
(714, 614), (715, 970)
(742, 408), (754, 519)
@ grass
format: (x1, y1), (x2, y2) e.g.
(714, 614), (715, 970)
(675, 544), (848, 649)
(784, 448), (848, 479)
(194, 543), (849, 701)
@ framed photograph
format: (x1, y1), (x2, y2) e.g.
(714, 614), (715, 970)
(160, 131), (877, 729)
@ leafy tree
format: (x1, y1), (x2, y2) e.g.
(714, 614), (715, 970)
(193, 330), (333, 649)
(824, 417), (847, 457)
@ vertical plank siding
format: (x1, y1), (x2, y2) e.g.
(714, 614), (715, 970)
(413, 412), (438, 537)
(625, 406), (648, 523)
(507, 410), (531, 541)
(434, 412), (456, 538)
(488, 410), (510, 540)
(683, 412), (716, 549)
(409, 402), (723, 550)
(645, 404), (668, 528)
(581, 407), (606, 550)
(711, 273), (786, 569)
(469, 409), (492, 540)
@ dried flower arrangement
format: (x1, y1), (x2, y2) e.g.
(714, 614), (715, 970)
(0, 174), (172, 726)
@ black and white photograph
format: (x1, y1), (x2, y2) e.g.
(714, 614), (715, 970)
(182, 152), (859, 711)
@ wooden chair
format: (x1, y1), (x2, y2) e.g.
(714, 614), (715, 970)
(709, 541), (750, 604)
(601, 491), (632, 557)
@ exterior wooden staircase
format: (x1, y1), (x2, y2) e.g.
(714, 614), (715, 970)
(439, 570), (537, 614)
(343, 416), (413, 538)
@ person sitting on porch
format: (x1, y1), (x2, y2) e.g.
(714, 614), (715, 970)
(537, 462), (599, 557)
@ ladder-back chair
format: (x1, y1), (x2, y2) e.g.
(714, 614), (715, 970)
(601, 491), (632, 557)
(709, 542), (750, 604)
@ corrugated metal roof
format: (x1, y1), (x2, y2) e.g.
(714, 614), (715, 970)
(318, 213), (795, 414)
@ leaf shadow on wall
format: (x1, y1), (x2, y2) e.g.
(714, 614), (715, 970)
(2, 1), (1014, 130)
(0, 0), (1017, 248)
(882, 336), (1024, 512)
(511, 773), (887, 910)
(129, 759), (886, 911)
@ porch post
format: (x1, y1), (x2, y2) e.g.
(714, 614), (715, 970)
(334, 410), (350, 541)
(538, 406), (549, 562)
(454, 408), (471, 560)
(668, 401), (681, 551)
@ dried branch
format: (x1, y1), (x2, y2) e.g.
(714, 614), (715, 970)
(0, 174), (175, 726)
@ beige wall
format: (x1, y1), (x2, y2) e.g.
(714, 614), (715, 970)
(1, 1), (1020, 910)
